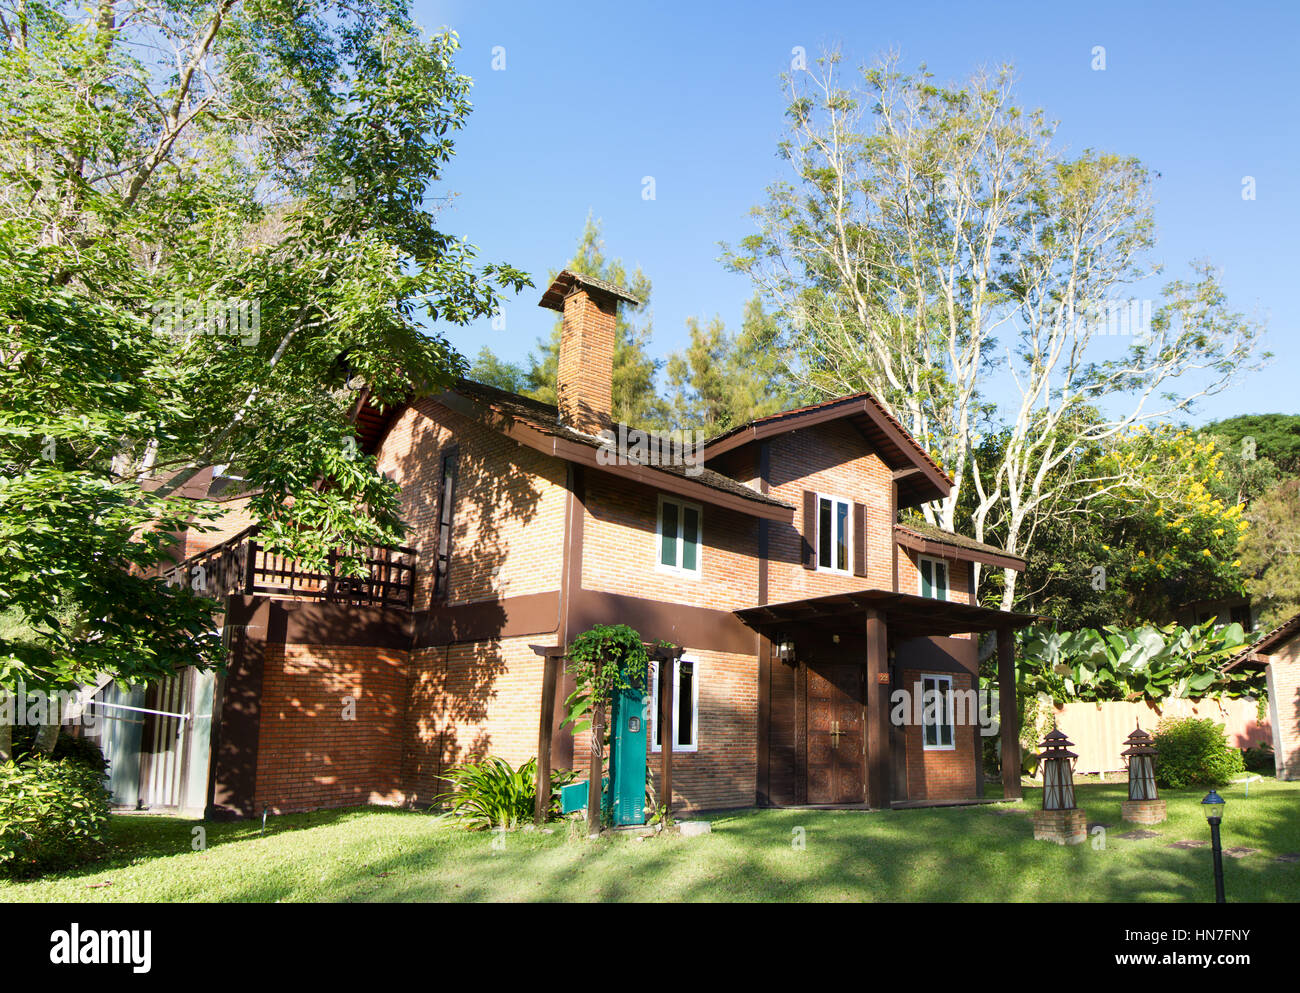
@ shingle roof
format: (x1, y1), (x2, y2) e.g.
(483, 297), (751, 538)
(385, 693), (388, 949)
(894, 521), (1026, 570)
(538, 270), (643, 312)
(451, 379), (792, 512)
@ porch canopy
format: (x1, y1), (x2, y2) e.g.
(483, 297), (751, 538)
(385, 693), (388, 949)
(735, 588), (1040, 641)
(735, 589), (1043, 808)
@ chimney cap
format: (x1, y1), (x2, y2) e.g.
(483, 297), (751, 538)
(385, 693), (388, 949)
(538, 269), (642, 312)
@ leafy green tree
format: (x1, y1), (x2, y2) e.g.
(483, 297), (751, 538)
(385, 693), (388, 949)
(0, 2), (527, 759)
(1239, 478), (1300, 631)
(664, 296), (794, 433)
(1203, 414), (1300, 477)
(467, 346), (530, 394)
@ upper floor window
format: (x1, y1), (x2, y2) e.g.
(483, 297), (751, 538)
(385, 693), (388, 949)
(649, 656), (698, 752)
(921, 674), (955, 750)
(658, 496), (701, 576)
(817, 494), (851, 574)
(918, 555), (948, 600)
(433, 449), (458, 599)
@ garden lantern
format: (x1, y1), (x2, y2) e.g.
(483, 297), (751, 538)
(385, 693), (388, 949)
(1201, 790), (1227, 904)
(1121, 722), (1158, 801)
(1038, 728), (1078, 811)
(1119, 721), (1167, 824)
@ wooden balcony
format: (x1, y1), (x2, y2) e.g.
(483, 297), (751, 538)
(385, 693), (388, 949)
(167, 525), (416, 609)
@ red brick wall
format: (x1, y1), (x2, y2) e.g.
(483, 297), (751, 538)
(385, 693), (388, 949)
(373, 397), (568, 610)
(580, 471), (760, 610)
(766, 423), (896, 601)
(1264, 641), (1300, 780)
(401, 635), (550, 804)
(253, 643), (408, 813)
(900, 668), (980, 802)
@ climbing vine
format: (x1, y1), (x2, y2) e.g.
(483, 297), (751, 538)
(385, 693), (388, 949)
(561, 624), (654, 734)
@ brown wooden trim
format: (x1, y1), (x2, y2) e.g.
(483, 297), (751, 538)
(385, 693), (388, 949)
(568, 589), (759, 656)
(890, 481), (899, 593)
(894, 636), (979, 677)
(410, 591), (561, 649)
(534, 652), (559, 824)
(894, 526), (1026, 572)
(853, 502), (867, 578)
(997, 624), (1022, 800)
(865, 609), (890, 809)
(801, 490), (816, 570)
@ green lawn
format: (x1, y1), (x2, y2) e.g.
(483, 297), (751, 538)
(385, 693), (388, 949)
(3, 780), (1297, 902)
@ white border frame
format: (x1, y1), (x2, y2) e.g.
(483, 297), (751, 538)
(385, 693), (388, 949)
(921, 673), (956, 751)
(648, 655), (700, 753)
(655, 495), (703, 579)
(815, 492), (852, 575)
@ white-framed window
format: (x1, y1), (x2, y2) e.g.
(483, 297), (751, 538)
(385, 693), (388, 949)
(918, 555), (949, 600)
(816, 493), (851, 574)
(921, 674), (955, 750)
(648, 655), (698, 752)
(657, 496), (702, 576)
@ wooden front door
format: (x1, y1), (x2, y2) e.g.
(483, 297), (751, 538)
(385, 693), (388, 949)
(806, 663), (866, 803)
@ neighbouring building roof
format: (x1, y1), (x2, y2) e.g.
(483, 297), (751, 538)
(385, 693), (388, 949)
(1224, 610), (1300, 671)
(538, 270), (643, 312)
(894, 521), (1026, 572)
(702, 391), (953, 509)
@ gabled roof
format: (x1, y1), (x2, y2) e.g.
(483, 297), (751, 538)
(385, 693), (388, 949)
(538, 270), (643, 312)
(434, 379), (794, 521)
(894, 521), (1026, 572)
(1224, 610), (1300, 671)
(702, 392), (953, 508)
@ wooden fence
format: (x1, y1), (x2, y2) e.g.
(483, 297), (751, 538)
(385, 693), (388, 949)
(1049, 698), (1270, 774)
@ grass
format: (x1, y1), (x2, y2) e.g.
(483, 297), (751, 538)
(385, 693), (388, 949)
(3, 780), (1297, 902)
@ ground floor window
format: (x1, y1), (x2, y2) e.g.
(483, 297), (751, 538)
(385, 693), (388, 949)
(921, 674), (955, 750)
(649, 656), (698, 752)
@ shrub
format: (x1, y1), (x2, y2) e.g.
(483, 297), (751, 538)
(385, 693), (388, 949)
(0, 756), (112, 877)
(1242, 742), (1275, 774)
(1154, 717), (1246, 789)
(10, 727), (108, 774)
(435, 756), (575, 830)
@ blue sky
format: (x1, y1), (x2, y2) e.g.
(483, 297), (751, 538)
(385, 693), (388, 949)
(413, 0), (1298, 424)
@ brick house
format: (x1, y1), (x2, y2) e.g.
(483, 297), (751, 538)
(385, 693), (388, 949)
(96, 269), (1040, 818)
(1225, 612), (1300, 780)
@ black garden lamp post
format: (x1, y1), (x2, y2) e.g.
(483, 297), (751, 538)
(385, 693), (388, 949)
(1038, 729), (1079, 811)
(1121, 723), (1158, 801)
(1201, 790), (1227, 904)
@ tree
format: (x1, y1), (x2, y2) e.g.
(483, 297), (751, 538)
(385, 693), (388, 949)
(1239, 479), (1300, 631)
(664, 296), (794, 433)
(468, 346), (530, 394)
(723, 50), (1264, 609)
(0, 2), (527, 758)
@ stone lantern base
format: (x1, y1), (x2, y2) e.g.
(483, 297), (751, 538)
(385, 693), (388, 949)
(1031, 808), (1088, 845)
(1121, 798), (1167, 824)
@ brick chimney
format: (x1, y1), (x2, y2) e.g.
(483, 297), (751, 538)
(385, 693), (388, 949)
(539, 270), (641, 435)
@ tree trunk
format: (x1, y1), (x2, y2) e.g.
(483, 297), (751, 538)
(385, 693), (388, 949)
(34, 721), (59, 756)
(0, 694), (11, 763)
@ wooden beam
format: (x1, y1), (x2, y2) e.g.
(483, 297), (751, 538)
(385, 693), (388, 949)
(587, 683), (605, 835)
(997, 625), (1022, 800)
(534, 651), (559, 825)
(865, 608), (891, 809)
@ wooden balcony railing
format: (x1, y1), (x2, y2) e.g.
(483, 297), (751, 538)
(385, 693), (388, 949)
(167, 525), (416, 609)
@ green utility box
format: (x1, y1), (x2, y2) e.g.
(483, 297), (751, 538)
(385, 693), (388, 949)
(607, 685), (648, 826)
(560, 777), (608, 815)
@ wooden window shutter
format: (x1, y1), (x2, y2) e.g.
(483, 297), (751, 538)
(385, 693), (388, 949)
(852, 502), (867, 577)
(801, 490), (816, 569)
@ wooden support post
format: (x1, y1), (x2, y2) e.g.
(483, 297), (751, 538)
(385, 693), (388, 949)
(865, 608), (891, 809)
(997, 624), (1022, 800)
(586, 660), (604, 835)
(659, 655), (674, 819)
(534, 651), (559, 825)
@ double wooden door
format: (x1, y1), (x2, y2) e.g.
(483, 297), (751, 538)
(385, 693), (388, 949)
(806, 663), (866, 804)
